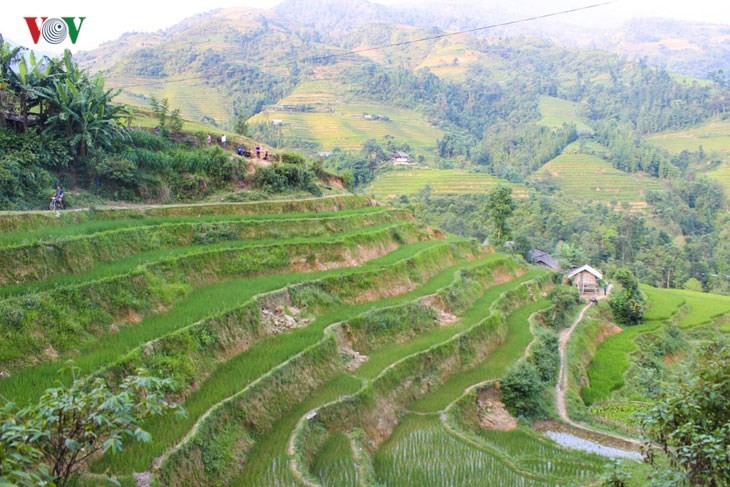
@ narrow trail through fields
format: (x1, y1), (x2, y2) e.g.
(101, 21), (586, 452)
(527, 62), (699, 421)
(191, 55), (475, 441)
(555, 293), (643, 453)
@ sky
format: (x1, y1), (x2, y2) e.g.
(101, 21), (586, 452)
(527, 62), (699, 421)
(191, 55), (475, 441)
(2, 0), (730, 55)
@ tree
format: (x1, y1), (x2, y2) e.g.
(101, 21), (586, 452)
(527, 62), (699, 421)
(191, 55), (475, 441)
(640, 341), (730, 486)
(683, 277), (704, 293)
(486, 184), (516, 245)
(233, 114), (249, 136)
(149, 96), (183, 136)
(500, 360), (544, 418)
(546, 285), (581, 329)
(0, 364), (182, 486)
(608, 268), (646, 325)
(34, 51), (130, 159)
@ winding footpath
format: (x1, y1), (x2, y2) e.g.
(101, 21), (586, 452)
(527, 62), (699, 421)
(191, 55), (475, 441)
(555, 292), (643, 454)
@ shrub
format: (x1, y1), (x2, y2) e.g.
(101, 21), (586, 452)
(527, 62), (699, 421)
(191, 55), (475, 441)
(546, 285), (581, 328)
(500, 360), (544, 418)
(0, 128), (66, 210)
(609, 268), (646, 325)
(250, 163), (322, 196)
(528, 329), (560, 384)
(280, 152), (306, 165)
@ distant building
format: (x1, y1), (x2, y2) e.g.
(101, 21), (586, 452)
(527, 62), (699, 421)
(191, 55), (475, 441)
(271, 119), (284, 125)
(391, 151), (413, 165)
(566, 265), (603, 294)
(528, 249), (560, 270)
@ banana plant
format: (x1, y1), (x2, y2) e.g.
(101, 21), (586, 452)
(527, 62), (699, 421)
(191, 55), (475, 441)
(33, 50), (130, 159)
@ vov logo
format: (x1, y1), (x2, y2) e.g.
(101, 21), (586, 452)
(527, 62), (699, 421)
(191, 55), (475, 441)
(23, 17), (86, 45)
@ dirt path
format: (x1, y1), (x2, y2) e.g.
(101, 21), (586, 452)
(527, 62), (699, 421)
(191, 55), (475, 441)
(555, 301), (594, 423)
(555, 292), (642, 450)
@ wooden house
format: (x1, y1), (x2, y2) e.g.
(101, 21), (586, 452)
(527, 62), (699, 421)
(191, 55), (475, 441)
(528, 249), (559, 270)
(391, 151), (412, 165)
(566, 265), (603, 294)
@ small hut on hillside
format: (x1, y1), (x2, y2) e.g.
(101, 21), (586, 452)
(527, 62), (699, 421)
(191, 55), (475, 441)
(391, 151), (412, 165)
(566, 265), (603, 295)
(528, 249), (559, 270)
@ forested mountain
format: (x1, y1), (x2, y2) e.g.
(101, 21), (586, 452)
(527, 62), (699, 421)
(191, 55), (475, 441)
(40, 1), (730, 293)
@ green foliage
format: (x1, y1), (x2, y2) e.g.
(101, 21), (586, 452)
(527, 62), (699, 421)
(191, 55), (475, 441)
(546, 285), (581, 329)
(0, 127), (73, 209)
(280, 152), (306, 165)
(601, 459), (632, 487)
(499, 360), (544, 418)
(251, 163), (322, 196)
(149, 96), (183, 136)
(528, 329), (560, 384)
(233, 115), (249, 136)
(34, 51), (130, 159)
(609, 268), (647, 325)
(0, 364), (181, 486)
(640, 340), (730, 486)
(683, 277), (704, 292)
(485, 184), (516, 245)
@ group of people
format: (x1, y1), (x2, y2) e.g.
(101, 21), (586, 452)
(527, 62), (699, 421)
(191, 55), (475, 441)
(235, 142), (268, 160)
(206, 134), (268, 160)
(206, 134), (227, 147)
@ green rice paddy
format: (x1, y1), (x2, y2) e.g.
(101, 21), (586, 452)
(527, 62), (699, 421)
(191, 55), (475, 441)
(367, 169), (528, 199)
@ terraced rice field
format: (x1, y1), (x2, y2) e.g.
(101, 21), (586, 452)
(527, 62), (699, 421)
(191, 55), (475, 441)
(537, 96), (594, 134)
(248, 91), (442, 156)
(0, 194), (619, 486)
(581, 286), (730, 404)
(113, 76), (231, 126)
(645, 119), (730, 193)
(415, 42), (484, 81)
(536, 150), (663, 206)
(367, 169), (528, 199)
(645, 119), (730, 157)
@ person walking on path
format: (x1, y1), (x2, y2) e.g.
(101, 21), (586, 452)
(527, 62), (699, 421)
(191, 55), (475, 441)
(220, 134), (227, 148)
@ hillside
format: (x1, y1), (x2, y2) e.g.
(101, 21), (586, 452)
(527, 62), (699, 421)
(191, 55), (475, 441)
(0, 195), (631, 486)
(645, 118), (730, 193)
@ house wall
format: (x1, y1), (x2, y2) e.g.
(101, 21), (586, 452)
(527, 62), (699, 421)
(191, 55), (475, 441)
(573, 271), (599, 292)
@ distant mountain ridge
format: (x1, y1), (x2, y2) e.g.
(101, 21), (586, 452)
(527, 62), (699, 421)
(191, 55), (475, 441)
(69, 0), (729, 147)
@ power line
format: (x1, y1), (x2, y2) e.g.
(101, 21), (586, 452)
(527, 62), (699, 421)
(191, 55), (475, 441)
(116, 1), (617, 89)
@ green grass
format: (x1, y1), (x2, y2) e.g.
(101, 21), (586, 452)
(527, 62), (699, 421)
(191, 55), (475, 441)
(459, 426), (606, 482)
(582, 286), (730, 404)
(93, 254), (492, 475)
(645, 118), (730, 156)
(216, 256), (516, 485)
(232, 375), (362, 486)
(366, 170), (528, 199)
(374, 414), (556, 486)
(0, 221), (408, 299)
(581, 322), (661, 405)
(589, 401), (649, 430)
(408, 297), (550, 413)
(535, 146), (662, 206)
(537, 96), (593, 133)
(354, 269), (535, 380)
(706, 163), (730, 194)
(0, 240), (452, 404)
(642, 286), (686, 321)
(310, 431), (359, 487)
(0, 206), (393, 247)
(0, 209), (410, 286)
(669, 289), (730, 329)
